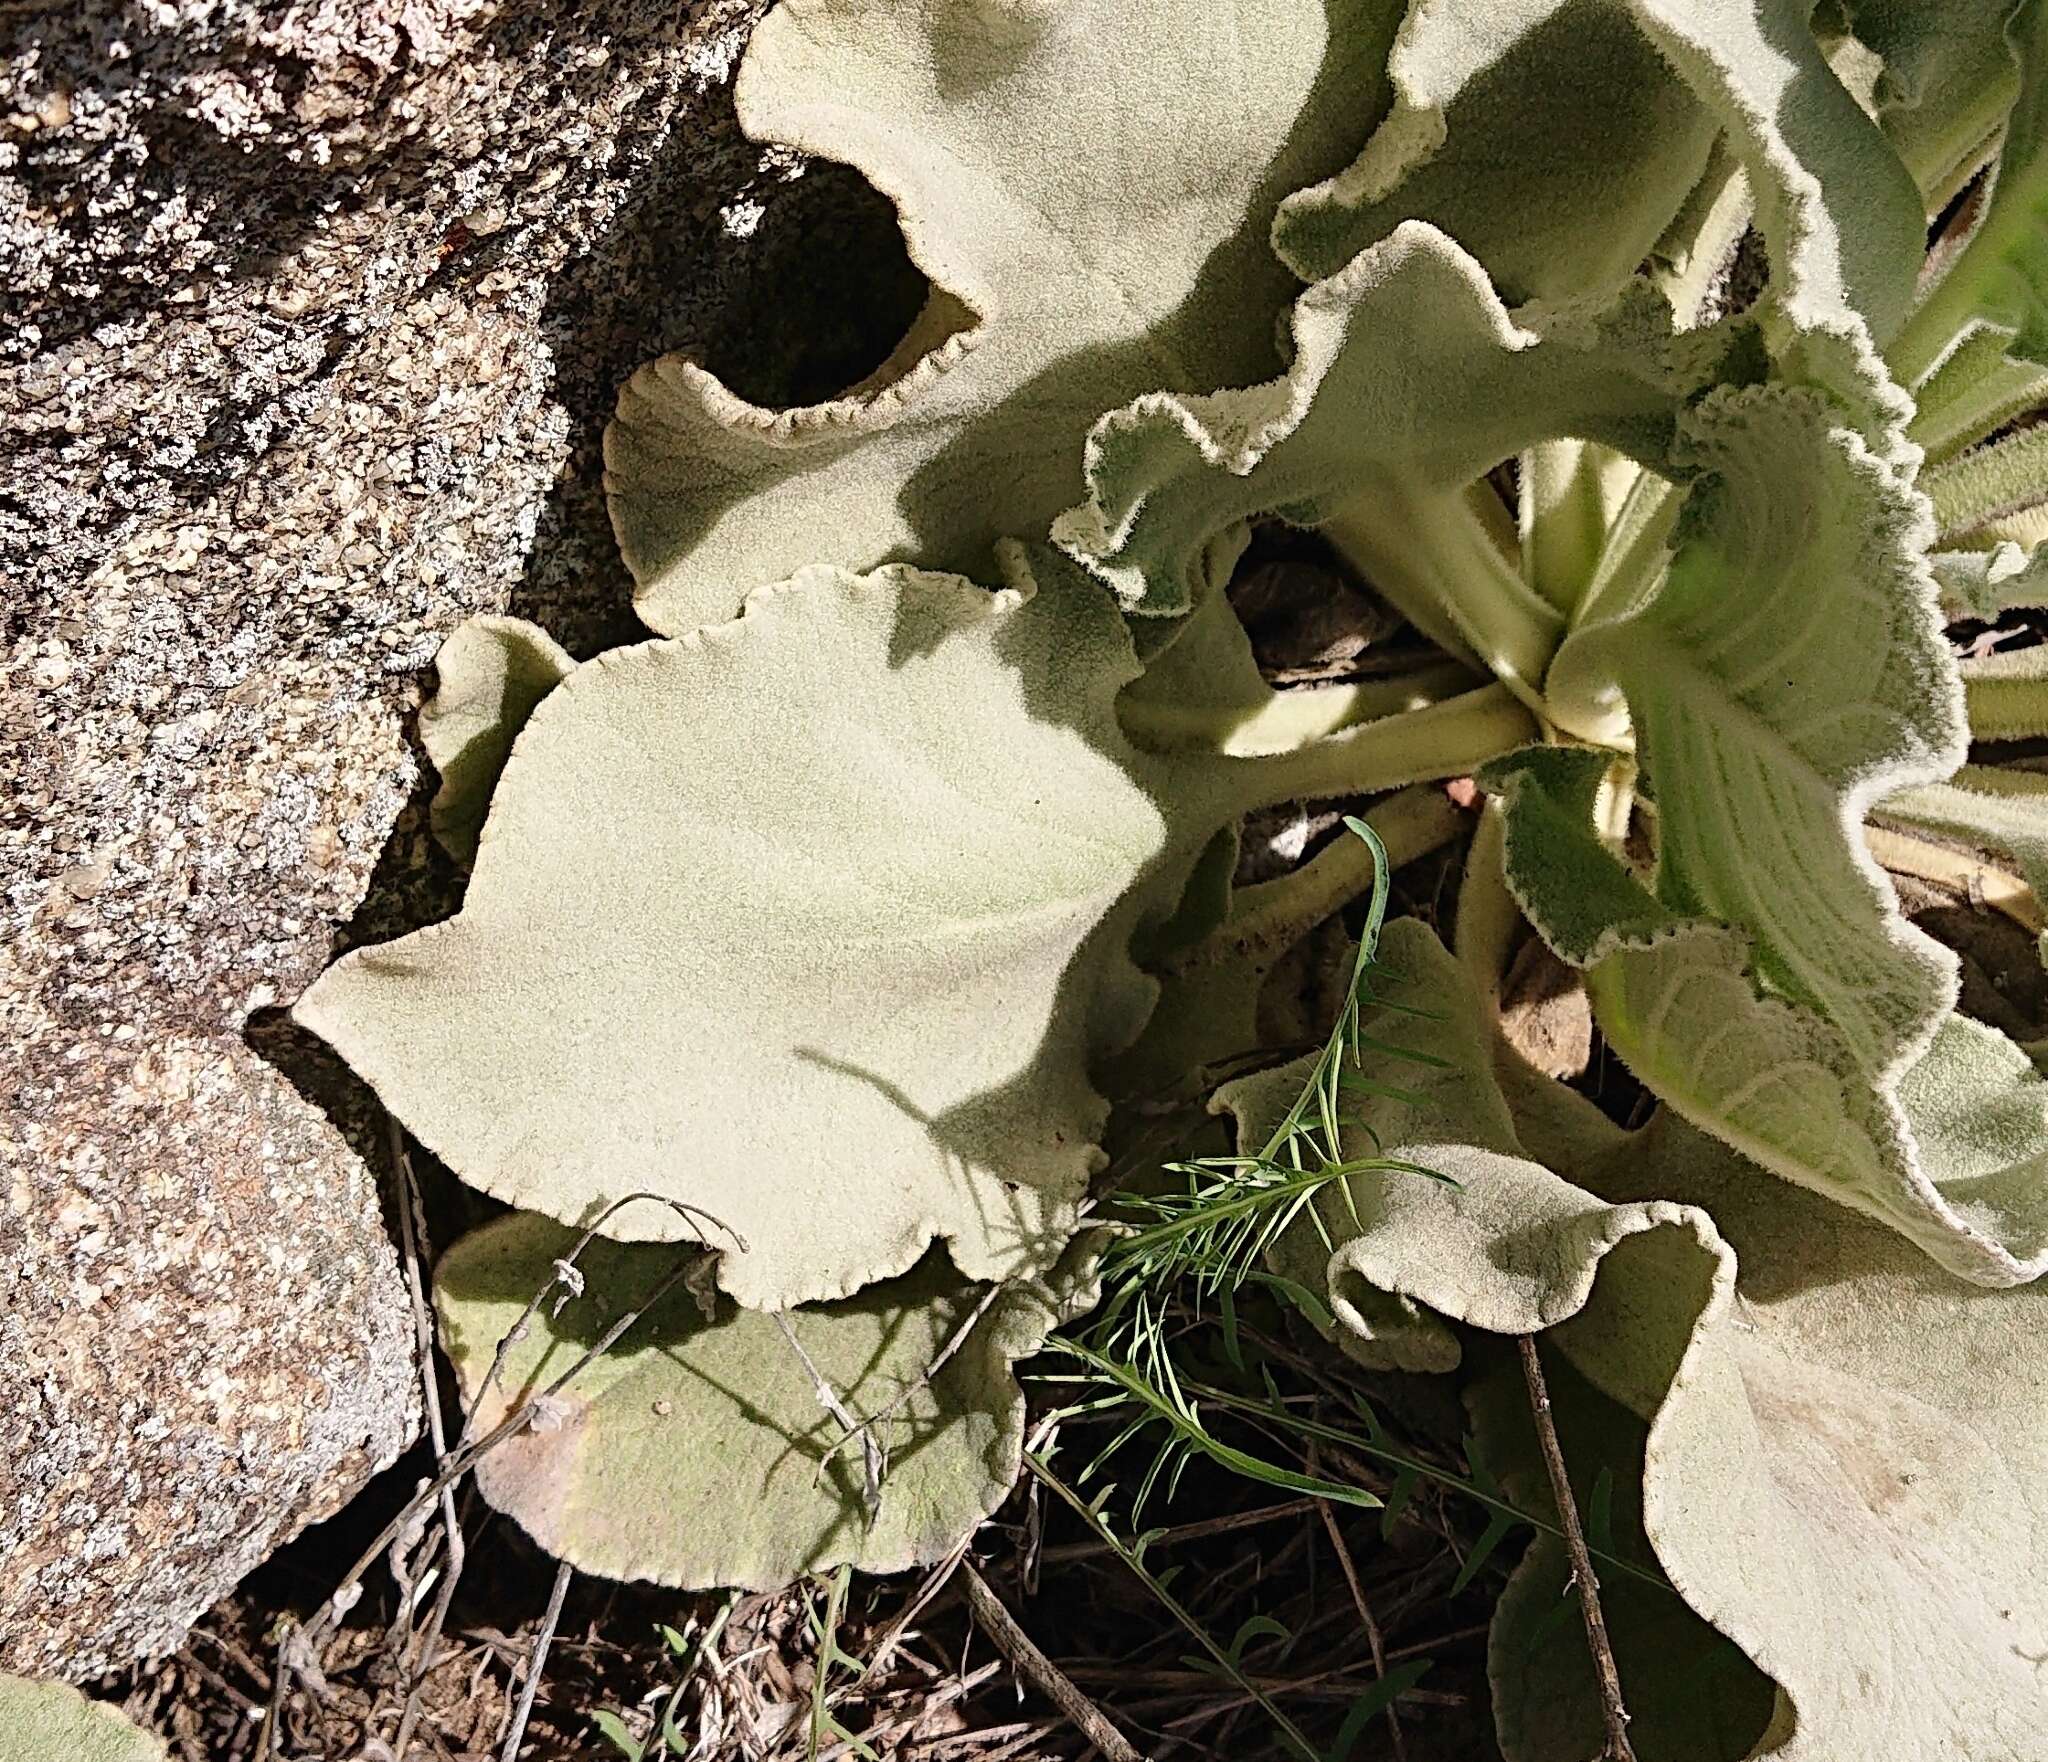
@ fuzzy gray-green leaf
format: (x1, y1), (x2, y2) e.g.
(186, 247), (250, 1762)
(436, 1216), (1104, 1590)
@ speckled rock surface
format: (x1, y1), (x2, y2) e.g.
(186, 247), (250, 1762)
(0, 0), (916, 1679)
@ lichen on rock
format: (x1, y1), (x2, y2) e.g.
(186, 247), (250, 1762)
(0, 0), (893, 1677)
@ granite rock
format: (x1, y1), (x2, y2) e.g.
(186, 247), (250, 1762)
(0, 0), (915, 1678)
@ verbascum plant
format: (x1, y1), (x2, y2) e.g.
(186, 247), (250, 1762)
(294, 1), (2048, 1755)
(0, 1675), (165, 1762)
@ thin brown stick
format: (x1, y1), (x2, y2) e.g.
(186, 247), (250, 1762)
(177, 1649), (261, 1717)
(1314, 1472), (1406, 1762)
(1518, 1334), (1636, 1762)
(253, 1628), (292, 1762)
(387, 1119), (468, 1761)
(960, 1563), (1147, 1762)
(770, 1311), (883, 1520)
(498, 1560), (572, 1762)
(262, 1186), (739, 1759)
(854, 1535), (973, 1691)
(265, 1217), (712, 1731)
(461, 1191), (742, 1450)
(188, 1625), (272, 1694)
(814, 1659), (1003, 1762)
(1039, 1496), (1321, 1564)
(818, 1280), (1005, 1472)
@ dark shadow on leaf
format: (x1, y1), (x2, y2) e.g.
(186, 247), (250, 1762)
(435, 1227), (1016, 1579)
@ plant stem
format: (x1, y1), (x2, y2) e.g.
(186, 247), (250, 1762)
(1923, 422), (2048, 538)
(1963, 646), (2048, 741)
(1191, 1381), (1671, 1594)
(1517, 1335), (1637, 1762)
(1121, 659), (1479, 756)
(1324, 477), (1565, 717)
(1313, 1466), (1407, 1762)
(1169, 785), (1464, 978)
(1214, 682), (1536, 817)
(1521, 440), (1642, 620)
(1908, 330), (2048, 463)
(1455, 800), (1520, 1002)
(1864, 825), (2044, 933)
(1544, 472), (1681, 747)
(499, 1560), (572, 1762)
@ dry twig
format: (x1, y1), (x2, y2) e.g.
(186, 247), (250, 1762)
(497, 1561), (572, 1762)
(257, 1192), (735, 1762)
(959, 1562), (1147, 1762)
(386, 1118), (468, 1761)
(1518, 1334), (1636, 1762)
(1312, 1455), (1406, 1762)
(770, 1311), (884, 1520)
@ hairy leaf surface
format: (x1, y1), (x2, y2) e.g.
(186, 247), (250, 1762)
(300, 562), (1159, 1308)
(1225, 920), (2048, 1759)
(1278, 0), (1923, 365)
(418, 616), (574, 867)
(0, 1677), (164, 1762)
(436, 1217), (1102, 1590)
(1055, 224), (1721, 620)
(1469, 1347), (1779, 1762)
(1836, 0), (2023, 201)
(1547, 384), (1965, 1085)
(1274, 0), (1720, 300)
(607, 0), (1402, 636)
(1888, 0), (2048, 383)
(1487, 750), (2048, 1284)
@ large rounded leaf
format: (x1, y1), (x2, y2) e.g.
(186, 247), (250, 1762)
(297, 562), (1160, 1308)
(607, 0), (1404, 636)
(1274, 0), (1719, 302)
(0, 1677), (164, 1762)
(435, 1216), (1104, 1590)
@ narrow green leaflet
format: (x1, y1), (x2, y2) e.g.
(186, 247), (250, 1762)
(1221, 920), (2048, 1759)
(1547, 383), (1965, 1086)
(299, 560), (1160, 1309)
(1055, 223), (1723, 621)
(1236, 918), (1521, 1376)
(1272, 0), (1720, 302)
(0, 1677), (164, 1762)
(606, 0), (1402, 637)
(436, 1216), (1103, 1591)
(418, 616), (574, 867)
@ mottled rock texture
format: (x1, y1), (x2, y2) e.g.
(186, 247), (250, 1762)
(0, 0), (919, 1678)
